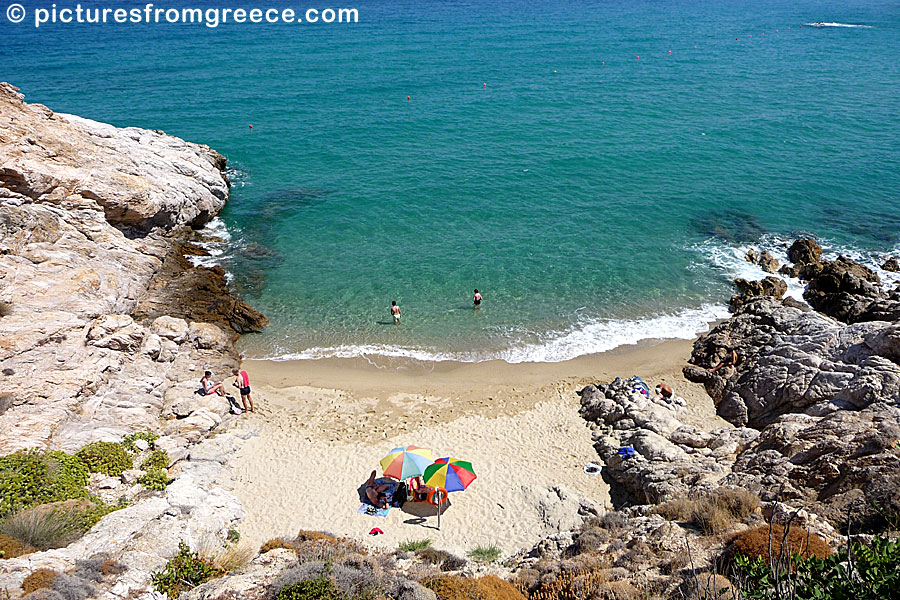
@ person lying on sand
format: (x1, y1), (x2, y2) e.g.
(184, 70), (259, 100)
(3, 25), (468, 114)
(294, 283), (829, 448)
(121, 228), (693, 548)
(709, 349), (740, 374)
(364, 470), (391, 509)
(655, 383), (673, 400)
(201, 371), (226, 397)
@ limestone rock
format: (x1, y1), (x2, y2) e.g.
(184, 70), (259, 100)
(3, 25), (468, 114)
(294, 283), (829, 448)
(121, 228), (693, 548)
(151, 316), (190, 344)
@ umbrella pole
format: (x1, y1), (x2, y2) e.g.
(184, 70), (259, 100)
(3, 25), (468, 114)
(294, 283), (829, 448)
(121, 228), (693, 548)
(437, 500), (441, 530)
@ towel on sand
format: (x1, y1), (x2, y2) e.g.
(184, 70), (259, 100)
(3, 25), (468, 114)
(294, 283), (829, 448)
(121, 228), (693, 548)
(358, 504), (389, 517)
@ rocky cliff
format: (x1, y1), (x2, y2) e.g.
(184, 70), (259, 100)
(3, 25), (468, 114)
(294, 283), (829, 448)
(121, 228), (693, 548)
(0, 83), (265, 597)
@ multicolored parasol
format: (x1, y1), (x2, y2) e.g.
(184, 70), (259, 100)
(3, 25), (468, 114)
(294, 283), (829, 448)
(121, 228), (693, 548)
(423, 458), (477, 492)
(379, 445), (433, 480)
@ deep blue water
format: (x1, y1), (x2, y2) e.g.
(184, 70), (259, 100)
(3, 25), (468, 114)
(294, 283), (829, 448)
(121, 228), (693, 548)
(4, 0), (899, 361)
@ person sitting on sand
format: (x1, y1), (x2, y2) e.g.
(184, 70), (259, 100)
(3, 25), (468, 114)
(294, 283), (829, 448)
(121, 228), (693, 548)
(408, 475), (430, 502)
(656, 383), (673, 400)
(473, 289), (482, 308)
(364, 470), (391, 509)
(710, 349), (740, 374)
(201, 371), (225, 397)
(390, 301), (401, 324)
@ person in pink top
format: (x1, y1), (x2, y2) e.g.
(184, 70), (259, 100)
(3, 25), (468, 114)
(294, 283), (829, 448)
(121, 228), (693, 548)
(231, 368), (254, 413)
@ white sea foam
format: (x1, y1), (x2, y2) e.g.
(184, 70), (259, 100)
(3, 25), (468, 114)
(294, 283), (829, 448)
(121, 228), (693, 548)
(267, 303), (730, 364)
(804, 22), (873, 28)
(187, 216), (237, 282)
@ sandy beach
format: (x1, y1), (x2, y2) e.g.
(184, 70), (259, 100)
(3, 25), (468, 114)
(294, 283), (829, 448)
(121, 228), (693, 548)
(229, 338), (730, 558)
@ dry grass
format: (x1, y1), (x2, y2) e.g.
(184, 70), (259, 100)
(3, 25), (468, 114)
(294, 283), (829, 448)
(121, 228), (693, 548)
(678, 573), (735, 600)
(22, 569), (58, 594)
(425, 575), (526, 600)
(294, 533), (368, 564)
(296, 530), (334, 542)
(725, 524), (832, 564)
(261, 537), (296, 554)
(209, 542), (255, 572)
(0, 532), (37, 559)
(655, 488), (760, 535)
(0, 505), (83, 550)
(518, 568), (638, 600)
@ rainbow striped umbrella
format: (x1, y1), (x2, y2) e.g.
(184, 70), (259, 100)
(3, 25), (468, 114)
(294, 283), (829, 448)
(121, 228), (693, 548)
(423, 458), (477, 493)
(380, 446), (433, 480)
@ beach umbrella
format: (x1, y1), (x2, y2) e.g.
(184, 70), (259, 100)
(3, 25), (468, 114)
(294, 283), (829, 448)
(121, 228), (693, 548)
(423, 458), (477, 492)
(423, 457), (477, 529)
(379, 445), (433, 480)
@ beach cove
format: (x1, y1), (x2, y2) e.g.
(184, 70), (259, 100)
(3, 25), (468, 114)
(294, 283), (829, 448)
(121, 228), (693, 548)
(231, 339), (727, 556)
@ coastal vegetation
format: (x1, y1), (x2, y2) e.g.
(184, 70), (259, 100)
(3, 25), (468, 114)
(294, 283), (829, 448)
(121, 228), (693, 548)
(0, 431), (174, 561)
(468, 544), (502, 564)
(151, 541), (224, 598)
(76, 441), (134, 477)
(398, 538), (432, 552)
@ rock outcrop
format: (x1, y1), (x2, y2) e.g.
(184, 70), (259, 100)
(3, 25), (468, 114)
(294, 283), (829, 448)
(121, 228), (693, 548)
(0, 83), (264, 598)
(0, 81), (262, 452)
(684, 298), (900, 428)
(0, 83), (226, 232)
(575, 237), (900, 541)
(578, 378), (756, 504)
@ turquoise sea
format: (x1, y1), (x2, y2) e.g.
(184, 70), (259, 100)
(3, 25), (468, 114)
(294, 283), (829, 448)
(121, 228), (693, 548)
(4, 0), (900, 362)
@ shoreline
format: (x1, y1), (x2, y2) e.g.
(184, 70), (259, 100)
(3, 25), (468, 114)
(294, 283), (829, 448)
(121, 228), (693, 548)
(244, 337), (719, 419)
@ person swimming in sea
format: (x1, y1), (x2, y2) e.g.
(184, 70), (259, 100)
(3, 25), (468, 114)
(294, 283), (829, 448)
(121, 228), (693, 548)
(473, 288), (482, 308)
(390, 300), (401, 324)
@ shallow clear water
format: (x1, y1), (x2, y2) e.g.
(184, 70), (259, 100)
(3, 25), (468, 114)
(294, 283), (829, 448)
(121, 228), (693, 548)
(5, 0), (900, 361)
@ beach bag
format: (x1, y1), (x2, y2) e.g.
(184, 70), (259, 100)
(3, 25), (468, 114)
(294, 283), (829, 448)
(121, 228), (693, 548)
(392, 482), (408, 507)
(226, 395), (244, 415)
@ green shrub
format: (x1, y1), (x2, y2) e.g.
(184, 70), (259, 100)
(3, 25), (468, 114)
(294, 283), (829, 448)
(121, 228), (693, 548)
(75, 442), (133, 477)
(275, 577), (346, 600)
(467, 544), (501, 563)
(122, 431), (158, 452)
(151, 541), (223, 598)
(141, 449), (170, 471)
(399, 538), (432, 552)
(736, 535), (900, 600)
(138, 469), (172, 491)
(227, 528), (241, 543)
(0, 450), (89, 517)
(72, 500), (118, 532)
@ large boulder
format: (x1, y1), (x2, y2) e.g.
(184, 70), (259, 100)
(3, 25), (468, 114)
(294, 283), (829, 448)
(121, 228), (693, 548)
(787, 238), (822, 267)
(803, 256), (898, 323)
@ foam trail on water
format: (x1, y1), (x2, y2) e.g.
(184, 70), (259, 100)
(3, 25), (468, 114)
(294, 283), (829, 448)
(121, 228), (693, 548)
(805, 22), (874, 28)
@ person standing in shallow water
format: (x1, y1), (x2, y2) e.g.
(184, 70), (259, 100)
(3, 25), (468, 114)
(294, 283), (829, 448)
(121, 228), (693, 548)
(473, 289), (483, 308)
(390, 300), (401, 324)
